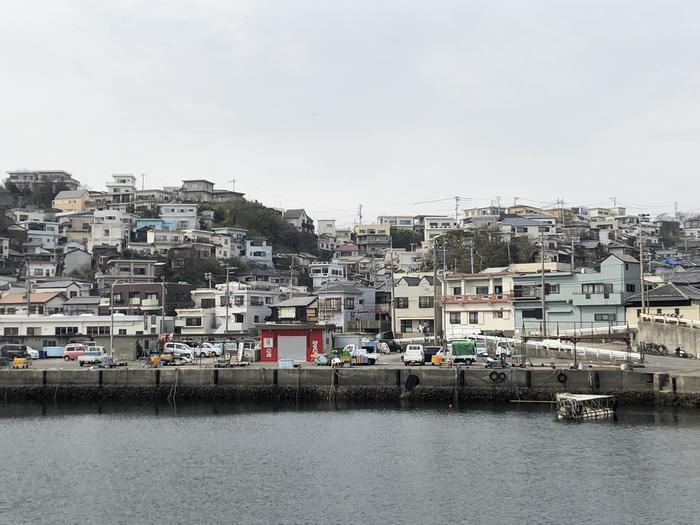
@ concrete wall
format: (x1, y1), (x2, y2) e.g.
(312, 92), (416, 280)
(638, 319), (700, 354)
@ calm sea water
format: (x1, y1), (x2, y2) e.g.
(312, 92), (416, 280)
(1, 400), (699, 525)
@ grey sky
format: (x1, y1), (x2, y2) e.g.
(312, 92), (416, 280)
(2, 0), (698, 226)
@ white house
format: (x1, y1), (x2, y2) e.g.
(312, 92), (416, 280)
(159, 203), (199, 230)
(423, 216), (460, 241)
(106, 174), (136, 211)
(392, 274), (440, 338)
(19, 221), (60, 251)
(89, 210), (126, 253)
(244, 236), (273, 267)
(309, 261), (345, 289)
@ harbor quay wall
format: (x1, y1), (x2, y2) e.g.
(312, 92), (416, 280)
(638, 319), (700, 354)
(0, 367), (698, 406)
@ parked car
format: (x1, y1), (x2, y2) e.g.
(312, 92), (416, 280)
(25, 346), (39, 359)
(475, 338), (489, 357)
(164, 342), (194, 362)
(63, 343), (89, 361)
(195, 342), (223, 358)
(379, 339), (403, 352)
(78, 347), (108, 366)
(403, 344), (425, 366)
(0, 344), (30, 360)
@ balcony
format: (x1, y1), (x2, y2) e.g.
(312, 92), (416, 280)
(141, 298), (160, 308)
(128, 298), (141, 305)
(439, 293), (512, 305)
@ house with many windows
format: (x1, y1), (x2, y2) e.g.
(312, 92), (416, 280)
(440, 269), (516, 337)
(392, 274), (440, 339)
(316, 281), (377, 332)
(513, 254), (640, 334)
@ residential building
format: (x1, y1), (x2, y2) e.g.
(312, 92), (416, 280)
(0, 237), (8, 260)
(423, 216), (460, 241)
(0, 291), (67, 315)
(5, 170), (80, 192)
(335, 229), (353, 245)
(19, 221), (60, 251)
(95, 259), (164, 290)
(158, 203), (199, 229)
(178, 179), (244, 203)
(269, 296), (319, 324)
(283, 209), (315, 233)
(334, 243), (359, 258)
(377, 215), (415, 230)
(52, 189), (90, 212)
(61, 212), (93, 246)
(309, 261), (345, 289)
(244, 236), (273, 267)
(318, 233), (336, 253)
(463, 207), (504, 228)
(440, 270), (516, 337)
(355, 223), (391, 256)
(317, 219), (337, 237)
(132, 218), (177, 232)
(27, 260), (57, 278)
(213, 227), (248, 258)
(89, 210), (126, 253)
(316, 281), (377, 332)
(513, 254), (641, 334)
(5, 208), (56, 223)
(0, 314), (146, 339)
(106, 174), (136, 211)
(179, 229), (232, 258)
(62, 247), (92, 276)
(133, 189), (172, 214)
(507, 205), (543, 216)
(34, 280), (91, 298)
(106, 282), (192, 316)
(63, 296), (101, 316)
(385, 248), (423, 273)
(499, 215), (556, 241)
(625, 283), (700, 326)
(392, 274), (440, 338)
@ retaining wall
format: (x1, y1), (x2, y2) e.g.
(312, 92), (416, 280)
(638, 319), (700, 354)
(0, 366), (697, 406)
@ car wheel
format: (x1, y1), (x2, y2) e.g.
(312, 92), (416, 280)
(64, 356), (70, 362)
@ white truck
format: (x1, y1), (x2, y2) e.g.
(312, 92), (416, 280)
(343, 344), (380, 365)
(403, 344), (425, 366)
(78, 346), (108, 367)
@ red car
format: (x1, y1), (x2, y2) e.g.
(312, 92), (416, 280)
(63, 343), (88, 361)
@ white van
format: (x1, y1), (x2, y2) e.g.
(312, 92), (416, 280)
(403, 344), (425, 366)
(164, 342), (194, 362)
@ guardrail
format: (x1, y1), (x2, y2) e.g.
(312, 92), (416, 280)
(640, 314), (700, 330)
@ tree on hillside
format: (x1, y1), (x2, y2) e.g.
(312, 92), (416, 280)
(390, 228), (422, 250)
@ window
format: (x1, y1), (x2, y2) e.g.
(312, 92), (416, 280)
(395, 297), (409, 308)
(201, 298), (215, 309)
(118, 329), (127, 335)
(468, 312), (479, 324)
(656, 308), (662, 315)
(594, 313), (616, 322)
(113, 293), (123, 303)
(250, 297), (264, 306)
(3, 327), (19, 336)
(675, 308), (680, 315)
(26, 327), (40, 336)
(581, 283), (613, 295)
(254, 315), (259, 323)
(475, 286), (489, 295)
(344, 298), (355, 310)
(418, 296), (434, 308)
(55, 326), (78, 335)
(42, 340), (57, 348)
(449, 312), (462, 324)
(545, 284), (560, 295)
(87, 326), (110, 335)
(185, 317), (202, 326)
(522, 308), (543, 319)
(625, 284), (636, 293)
(400, 320), (413, 333)
(453, 287), (462, 295)
(493, 311), (504, 319)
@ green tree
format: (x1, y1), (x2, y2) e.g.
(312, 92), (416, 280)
(390, 228), (422, 250)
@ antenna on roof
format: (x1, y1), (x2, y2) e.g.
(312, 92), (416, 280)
(229, 179), (236, 193)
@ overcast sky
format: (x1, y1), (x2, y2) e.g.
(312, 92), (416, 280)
(2, 0), (699, 226)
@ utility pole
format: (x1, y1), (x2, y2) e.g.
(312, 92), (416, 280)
(229, 179), (237, 193)
(432, 242), (439, 345)
(541, 231), (547, 337)
(390, 239), (396, 338)
(141, 173), (145, 191)
(639, 227), (646, 316)
(161, 275), (166, 333)
(454, 196), (460, 220)
(225, 265), (231, 334)
(25, 264), (31, 316)
(358, 204), (363, 225)
(441, 241), (447, 342)
(674, 201), (679, 221)
(513, 196), (519, 206)
(469, 240), (475, 274)
(571, 237), (575, 273)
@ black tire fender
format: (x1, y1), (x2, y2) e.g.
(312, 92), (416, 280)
(557, 372), (567, 384)
(489, 371), (500, 382)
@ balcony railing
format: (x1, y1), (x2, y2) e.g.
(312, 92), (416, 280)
(439, 293), (512, 305)
(129, 298), (141, 305)
(141, 298), (160, 308)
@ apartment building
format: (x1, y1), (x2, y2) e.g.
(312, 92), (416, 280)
(283, 209), (315, 233)
(95, 259), (164, 290)
(61, 212), (93, 246)
(377, 215), (415, 230)
(106, 174), (136, 211)
(440, 270), (516, 337)
(89, 210), (126, 253)
(106, 282), (192, 316)
(462, 206), (504, 229)
(309, 261), (345, 289)
(355, 223), (391, 256)
(244, 236), (273, 267)
(19, 221), (60, 251)
(499, 215), (556, 240)
(423, 216), (460, 241)
(133, 189), (172, 214)
(6, 170), (80, 192)
(212, 227), (248, 258)
(316, 281), (377, 332)
(158, 203), (198, 229)
(513, 254), (640, 333)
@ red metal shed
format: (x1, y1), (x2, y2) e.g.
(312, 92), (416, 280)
(258, 324), (335, 362)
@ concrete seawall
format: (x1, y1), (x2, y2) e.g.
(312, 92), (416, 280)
(1, 367), (699, 406)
